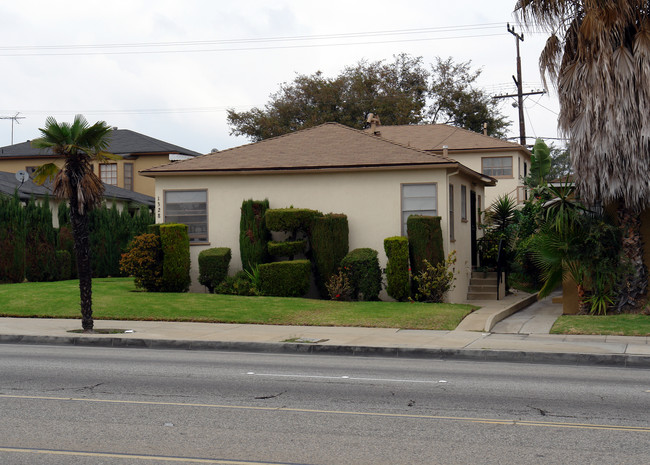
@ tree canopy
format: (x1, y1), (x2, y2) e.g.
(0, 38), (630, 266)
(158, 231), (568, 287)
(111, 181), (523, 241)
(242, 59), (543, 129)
(227, 54), (510, 142)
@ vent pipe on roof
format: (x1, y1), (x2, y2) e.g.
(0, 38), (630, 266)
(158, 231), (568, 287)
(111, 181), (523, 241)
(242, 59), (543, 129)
(483, 123), (488, 136)
(366, 113), (382, 136)
(442, 145), (449, 157)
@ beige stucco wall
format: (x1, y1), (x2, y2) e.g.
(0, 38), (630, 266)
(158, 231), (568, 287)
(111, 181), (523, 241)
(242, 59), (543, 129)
(154, 168), (485, 303)
(450, 150), (530, 209)
(0, 154), (170, 197)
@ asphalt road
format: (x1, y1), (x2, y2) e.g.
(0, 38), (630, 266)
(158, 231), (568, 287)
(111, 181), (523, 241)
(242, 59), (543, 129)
(0, 344), (648, 464)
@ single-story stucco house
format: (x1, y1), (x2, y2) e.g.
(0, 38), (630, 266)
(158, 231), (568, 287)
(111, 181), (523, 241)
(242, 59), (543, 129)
(141, 123), (496, 303)
(364, 123), (532, 208)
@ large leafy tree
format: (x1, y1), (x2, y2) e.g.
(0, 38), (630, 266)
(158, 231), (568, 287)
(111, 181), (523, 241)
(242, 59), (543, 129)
(227, 54), (509, 142)
(516, 1), (650, 310)
(32, 115), (115, 331)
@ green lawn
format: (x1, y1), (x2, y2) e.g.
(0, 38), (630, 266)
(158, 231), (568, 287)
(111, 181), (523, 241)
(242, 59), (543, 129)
(0, 278), (475, 331)
(551, 314), (650, 337)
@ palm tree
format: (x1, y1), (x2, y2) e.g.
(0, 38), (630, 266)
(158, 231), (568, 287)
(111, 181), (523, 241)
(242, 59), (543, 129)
(516, 1), (650, 310)
(32, 115), (114, 331)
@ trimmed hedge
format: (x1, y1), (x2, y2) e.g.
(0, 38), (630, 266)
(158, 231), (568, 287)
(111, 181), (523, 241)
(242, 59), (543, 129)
(265, 208), (321, 237)
(239, 199), (271, 272)
(159, 223), (191, 292)
(55, 250), (72, 281)
(340, 248), (382, 301)
(0, 194), (25, 283)
(310, 213), (349, 297)
(267, 240), (306, 259)
(198, 247), (232, 293)
(384, 236), (410, 301)
(407, 215), (444, 278)
(258, 259), (311, 297)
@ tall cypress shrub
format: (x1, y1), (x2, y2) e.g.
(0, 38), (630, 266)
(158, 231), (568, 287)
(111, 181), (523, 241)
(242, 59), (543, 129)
(239, 199), (271, 272)
(0, 193), (26, 283)
(384, 236), (410, 301)
(310, 213), (349, 297)
(24, 196), (57, 282)
(159, 223), (191, 292)
(407, 215), (444, 278)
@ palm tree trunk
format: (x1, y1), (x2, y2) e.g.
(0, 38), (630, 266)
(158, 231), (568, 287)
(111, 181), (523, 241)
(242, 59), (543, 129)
(70, 195), (94, 332)
(617, 204), (648, 312)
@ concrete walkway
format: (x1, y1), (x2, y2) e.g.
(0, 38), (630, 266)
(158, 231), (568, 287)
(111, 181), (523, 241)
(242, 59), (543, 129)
(491, 290), (564, 334)
(1, 290), (649, 367)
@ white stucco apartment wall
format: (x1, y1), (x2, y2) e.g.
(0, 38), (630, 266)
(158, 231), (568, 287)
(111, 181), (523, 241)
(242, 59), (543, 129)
(154, 167), (484, 303)
(449, 150), (529, 209)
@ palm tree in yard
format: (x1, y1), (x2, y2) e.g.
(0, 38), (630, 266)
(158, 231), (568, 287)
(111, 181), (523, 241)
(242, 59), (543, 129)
(516, 1), (650, 311)
(32, 115), (114, 331)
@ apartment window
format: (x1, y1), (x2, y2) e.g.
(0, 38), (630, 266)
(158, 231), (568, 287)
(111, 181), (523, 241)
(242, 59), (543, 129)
(100, 163), (118, 186)
(401, 183), (437, 236)
(461, 185), (467, 221)
(124, 163), (134, 191)
(482, 156), (513, 177)
(449, 184), (455, 241)
(164, 190), (208, 243)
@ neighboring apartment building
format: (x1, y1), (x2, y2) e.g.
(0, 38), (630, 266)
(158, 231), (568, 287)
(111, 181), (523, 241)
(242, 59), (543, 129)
(0, 128), (202, 197)
(365, 123), (532, 209)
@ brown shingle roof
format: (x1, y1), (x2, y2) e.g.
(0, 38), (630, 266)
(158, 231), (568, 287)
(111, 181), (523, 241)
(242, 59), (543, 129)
(365, 124), (530, 153)
(142, 123), (463, 175)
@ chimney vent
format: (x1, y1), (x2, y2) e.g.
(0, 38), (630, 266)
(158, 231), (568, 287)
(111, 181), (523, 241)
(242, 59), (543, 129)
(482, 123), (488, 136)
(366, 113), (382, 135)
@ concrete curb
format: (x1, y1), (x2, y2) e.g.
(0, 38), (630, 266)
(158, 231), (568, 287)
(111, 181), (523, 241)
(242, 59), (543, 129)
(1, 333), (649, 369)
(484, 293), (539, 332)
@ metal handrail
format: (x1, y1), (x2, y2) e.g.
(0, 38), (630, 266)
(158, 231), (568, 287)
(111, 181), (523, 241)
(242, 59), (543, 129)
(496, 238), (505, 300)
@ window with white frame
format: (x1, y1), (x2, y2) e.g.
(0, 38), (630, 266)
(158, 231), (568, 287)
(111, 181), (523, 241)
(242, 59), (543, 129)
(401, 183), (437, 235)
(164, 190), (208, 243)
(99, 163), (117, 185)
(482, 156), (513, 177)
(461, 185), (467, 221)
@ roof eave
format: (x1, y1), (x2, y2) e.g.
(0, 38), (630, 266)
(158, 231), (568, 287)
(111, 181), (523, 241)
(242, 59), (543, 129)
(140, 162), (460, 178)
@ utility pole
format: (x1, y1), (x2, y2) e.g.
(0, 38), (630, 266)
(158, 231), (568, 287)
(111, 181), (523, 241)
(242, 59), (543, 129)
(0, 113), (26, 144)
(493, 24), (545, 146)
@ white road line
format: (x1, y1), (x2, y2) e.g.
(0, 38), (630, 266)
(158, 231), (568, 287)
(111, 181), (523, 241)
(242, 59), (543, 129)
(245, 372), (448, 384)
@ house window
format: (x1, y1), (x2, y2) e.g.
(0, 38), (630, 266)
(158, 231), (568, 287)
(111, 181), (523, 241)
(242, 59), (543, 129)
(482, 156), (513, 177)
(401, 183), (437, 236)
(100, 163), (118, 186)
(461, 185), (467, 221)
(449, 184), (455, 241)
(124, 163), (134, 191)
(164, 190), (208, 243)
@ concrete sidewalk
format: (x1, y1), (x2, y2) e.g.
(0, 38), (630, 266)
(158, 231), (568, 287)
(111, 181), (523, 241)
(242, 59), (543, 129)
(1, 290), (649, 368)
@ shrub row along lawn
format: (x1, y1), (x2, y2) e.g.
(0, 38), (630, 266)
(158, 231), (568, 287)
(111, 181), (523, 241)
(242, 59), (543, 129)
(551, 314), (650, 337)
(0, 278), (475, 331)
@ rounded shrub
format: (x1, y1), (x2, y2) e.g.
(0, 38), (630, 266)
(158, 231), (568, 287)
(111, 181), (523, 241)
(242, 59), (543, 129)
(258, 260), (311, 297)
(384, 236), (410, 301)
(198, 247), (232, 293)
(120, 233), (164, 292)
(340, 248), (382, 301)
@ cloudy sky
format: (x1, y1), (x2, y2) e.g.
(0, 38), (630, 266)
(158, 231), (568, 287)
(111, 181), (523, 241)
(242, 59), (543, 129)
(0, 0), (562, 154)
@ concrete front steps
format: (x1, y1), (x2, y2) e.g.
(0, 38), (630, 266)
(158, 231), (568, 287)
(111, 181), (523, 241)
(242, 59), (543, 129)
(467, 271), (500, 300)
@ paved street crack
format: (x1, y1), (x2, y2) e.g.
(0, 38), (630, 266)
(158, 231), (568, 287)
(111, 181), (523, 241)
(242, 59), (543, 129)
(255, 390), (286, 400)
